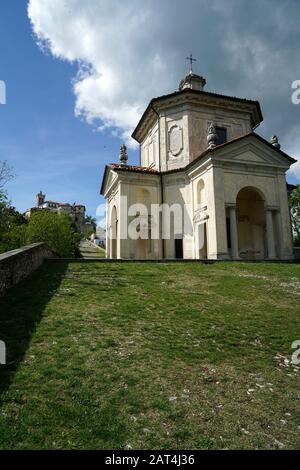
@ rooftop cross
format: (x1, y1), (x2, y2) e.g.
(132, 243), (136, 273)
(186, 53), (197, 73)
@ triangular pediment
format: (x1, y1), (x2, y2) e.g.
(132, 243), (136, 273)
(106, 170), (118, 189)
(212, 135), (293, 169)
(100, 166), (119, 196)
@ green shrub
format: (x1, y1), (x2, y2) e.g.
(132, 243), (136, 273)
(26, 210), (79, 258)
(1, 224), (27, 252)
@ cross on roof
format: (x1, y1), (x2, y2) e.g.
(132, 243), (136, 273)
(186, 53), (197, 73)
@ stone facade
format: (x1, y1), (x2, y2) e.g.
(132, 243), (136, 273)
(101, 72), (296, 261)
(0, 243), (55, 298)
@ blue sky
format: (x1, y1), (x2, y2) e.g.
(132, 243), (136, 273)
(0, 0), (299, 222)
(0, 0), (136, 219)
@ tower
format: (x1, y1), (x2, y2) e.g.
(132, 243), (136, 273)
(36, 191), (45, 207)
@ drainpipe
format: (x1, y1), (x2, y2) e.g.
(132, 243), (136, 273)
(150, 104), (165, 259)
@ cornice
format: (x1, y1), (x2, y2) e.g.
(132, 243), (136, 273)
(132, 89), (263, 143)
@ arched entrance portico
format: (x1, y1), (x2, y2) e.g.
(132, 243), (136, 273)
(236, 187), (266, 260)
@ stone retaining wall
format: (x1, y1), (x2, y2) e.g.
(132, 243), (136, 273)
(0, 243), (55, 298)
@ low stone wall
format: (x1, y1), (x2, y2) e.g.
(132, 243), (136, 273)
(0, 243), (55, 298)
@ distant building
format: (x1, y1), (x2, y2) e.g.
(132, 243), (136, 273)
(25, 191), (89, 234)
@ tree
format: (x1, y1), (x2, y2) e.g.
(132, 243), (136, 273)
(0, 160), (14, 191)
(0, 161), (29, 254)
(0, 193), (27, 253)
(26, 210), (80, 257)
(1, 224), (27, 252)
(289, 185), (300, 246)
(85, 215), (97, 226)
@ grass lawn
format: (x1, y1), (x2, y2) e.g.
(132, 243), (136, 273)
(0, 261), (299, 450)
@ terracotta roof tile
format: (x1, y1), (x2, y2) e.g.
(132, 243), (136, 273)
(111, 164), (159, 174)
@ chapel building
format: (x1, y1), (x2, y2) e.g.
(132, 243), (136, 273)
(101, 69), (295, 260)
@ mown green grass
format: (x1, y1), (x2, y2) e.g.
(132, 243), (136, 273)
(0, 261), (299, 450)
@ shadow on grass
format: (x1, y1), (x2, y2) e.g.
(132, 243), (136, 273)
(0, 260), (68, 396)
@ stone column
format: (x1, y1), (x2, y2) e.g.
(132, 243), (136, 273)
(107, 225), (111, 259)
(266, 209), (276, 259)
(229, 205), (239, 259)
(274, 210), (282, 259)
(106, 202), (110, 259)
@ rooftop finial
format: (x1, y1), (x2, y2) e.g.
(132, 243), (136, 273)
(207, 122), (218, 149)
(179, 55), (206, 91)
(271, 135), (281, 150)
(119, 144), (128, 166)
(186, 53), (197, 73)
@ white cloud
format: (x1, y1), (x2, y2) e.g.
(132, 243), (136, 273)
(28, 0), (175, 147)
(289, 159), (300, 181)
(285, 126), (300, 181)
(27, 0), (300, 170)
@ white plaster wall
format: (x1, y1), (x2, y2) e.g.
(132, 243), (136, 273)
(164, 107), (190, 171)
(212, 164), (228, 258)
(223, 170), (278, 206)
(153, 102), (253, 173)
(141, 123), (159, 169)
(188, 106), (252, 161)
(276, 172), (294, 259)
(119, 173), (161, 260)
(198, 169), (218, 259)
(162, 174), (192, 258)
(106, 186), (121, 259)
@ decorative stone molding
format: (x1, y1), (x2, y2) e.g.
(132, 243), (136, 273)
(265, 205), (280, 212)
(168, 125), (183, 157)
(194, 205), (209, 223)
(194, 212), (209, 223)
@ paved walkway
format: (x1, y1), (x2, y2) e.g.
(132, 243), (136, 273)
(79, 240), (106, 259)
